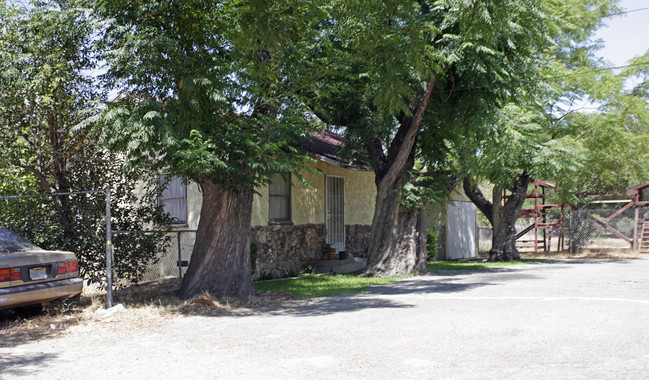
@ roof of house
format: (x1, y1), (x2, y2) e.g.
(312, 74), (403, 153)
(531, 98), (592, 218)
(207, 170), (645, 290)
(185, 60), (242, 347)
(300, 130), (345, 162)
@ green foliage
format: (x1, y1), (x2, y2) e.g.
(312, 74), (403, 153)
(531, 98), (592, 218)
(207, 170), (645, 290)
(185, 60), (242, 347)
(301, 255), (317, 274)
(0, 145), (174, 285)
(258, 271), (274, 281)
(454, 0), (649, 209)
(399, 171), (456, 211)
(301, 0), (573, 209)
(283, 267), (299, 278)
(567, 54), (649, 196)
(95, 0), (322, 191)
(322, 243), (336, 254)
(0, 1), (172, 284)
(426, 230), (439, 263)
(253, 274), (408, 299)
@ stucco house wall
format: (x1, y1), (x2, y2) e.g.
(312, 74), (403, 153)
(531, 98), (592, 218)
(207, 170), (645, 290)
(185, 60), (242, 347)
(168, 158), (376, 279)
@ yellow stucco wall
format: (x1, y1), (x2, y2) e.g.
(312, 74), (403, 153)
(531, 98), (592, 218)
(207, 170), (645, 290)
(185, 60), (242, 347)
(251, 160), (376, 226)
(425, 182), (472, 230)
(183, 159), (376, 228)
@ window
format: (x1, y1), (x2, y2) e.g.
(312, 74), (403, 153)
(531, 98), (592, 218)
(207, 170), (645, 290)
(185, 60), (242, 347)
(158, 174), (187, 226)
(269, 173), (291, 223)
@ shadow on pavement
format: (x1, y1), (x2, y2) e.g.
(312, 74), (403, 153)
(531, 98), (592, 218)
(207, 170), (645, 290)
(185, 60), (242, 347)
(250, 275), (504, 317)
(267, 295), (416, 317)
(0, 352), (57, 377)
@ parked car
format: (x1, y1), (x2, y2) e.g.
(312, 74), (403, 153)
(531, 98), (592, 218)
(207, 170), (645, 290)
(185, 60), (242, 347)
(0, 227), (83, 310)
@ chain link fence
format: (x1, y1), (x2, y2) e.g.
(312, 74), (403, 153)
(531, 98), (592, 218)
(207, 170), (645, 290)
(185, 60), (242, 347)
(0, 189), (110, 283)
(113, 230), (196, 283)
(571, 206), (649, 252)
(0, 187), (185, 306)
(478, 206), (649, 254)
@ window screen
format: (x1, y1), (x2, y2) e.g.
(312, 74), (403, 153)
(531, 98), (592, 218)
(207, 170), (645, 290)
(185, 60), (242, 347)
(269, 173), (291, 222)
(158, 174), (187, 225)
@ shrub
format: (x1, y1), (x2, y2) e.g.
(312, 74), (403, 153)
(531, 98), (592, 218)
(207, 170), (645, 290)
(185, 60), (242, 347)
(426, 230), (439, 263)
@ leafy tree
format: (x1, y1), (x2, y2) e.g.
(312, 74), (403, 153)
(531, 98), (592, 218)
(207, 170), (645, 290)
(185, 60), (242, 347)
(569, 53), (649, 194)
(300, 0), (566, 274)
(95, 0), (324, 298)
(459, 1), (649, 261)
(0, 0), (171, 283)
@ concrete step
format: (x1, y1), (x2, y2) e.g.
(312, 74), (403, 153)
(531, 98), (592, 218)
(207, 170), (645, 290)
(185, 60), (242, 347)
(315, 257), (367, 274)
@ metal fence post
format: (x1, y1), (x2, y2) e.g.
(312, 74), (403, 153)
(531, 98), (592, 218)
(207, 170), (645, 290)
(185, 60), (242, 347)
(177, 231), (183, 284)
(569, 208), (573, 255)
(105, 183), (113, 308)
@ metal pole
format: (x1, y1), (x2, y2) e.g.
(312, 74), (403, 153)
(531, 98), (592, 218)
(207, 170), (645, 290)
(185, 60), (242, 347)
(105, 183), (113, 308)
(177, 231), (183, 284)
(569, 208), (573, 255)
(633, 205), (640, 252)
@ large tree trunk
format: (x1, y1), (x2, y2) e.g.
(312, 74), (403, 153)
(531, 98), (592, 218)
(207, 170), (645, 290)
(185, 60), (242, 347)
(490, 193), (522, 261)
(463, 174), (529, 261)
(361, 77), (437, 276)
(363, 172), (422, 276)
(179, 178), (255, 299)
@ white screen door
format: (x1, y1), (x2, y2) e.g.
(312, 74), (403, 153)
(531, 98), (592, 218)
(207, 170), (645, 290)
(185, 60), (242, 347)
(326, 176), (345, 252)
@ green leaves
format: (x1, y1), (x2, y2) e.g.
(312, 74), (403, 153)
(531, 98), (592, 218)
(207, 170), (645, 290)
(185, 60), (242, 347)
(97, 0), (322, 191)
(0, 1), (172, 283)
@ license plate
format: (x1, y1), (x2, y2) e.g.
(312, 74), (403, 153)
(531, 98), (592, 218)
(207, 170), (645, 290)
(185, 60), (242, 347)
(29, 267), (47, 281)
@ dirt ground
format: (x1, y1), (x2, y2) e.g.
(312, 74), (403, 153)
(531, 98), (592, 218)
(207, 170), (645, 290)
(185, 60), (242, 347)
(518, 249), (649, 260)
(0, 278), (296, 349)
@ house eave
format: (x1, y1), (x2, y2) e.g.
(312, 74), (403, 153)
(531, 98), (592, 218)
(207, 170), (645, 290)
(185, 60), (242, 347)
(313, 154), (371, 172)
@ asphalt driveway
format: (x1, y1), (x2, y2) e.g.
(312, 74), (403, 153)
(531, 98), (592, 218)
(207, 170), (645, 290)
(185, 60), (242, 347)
(2, 259), (649, 379)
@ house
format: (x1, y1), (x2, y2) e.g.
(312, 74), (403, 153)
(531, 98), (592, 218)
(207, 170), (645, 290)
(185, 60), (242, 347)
(157, 131), (377, 279)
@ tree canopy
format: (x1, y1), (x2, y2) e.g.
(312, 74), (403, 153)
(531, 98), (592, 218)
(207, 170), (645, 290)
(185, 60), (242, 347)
(95, 0), (329, 298)
(0, 0), (172, 283)
(296, 0), (582, 271)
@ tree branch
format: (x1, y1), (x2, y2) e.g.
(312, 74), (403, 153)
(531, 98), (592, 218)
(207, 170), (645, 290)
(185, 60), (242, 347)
(12, 162), (53, 193)
(379, 75), (437, 190)
(368, 136), (387, 182)
(502, 172), (530, 217)
(463, 176), (493, 225)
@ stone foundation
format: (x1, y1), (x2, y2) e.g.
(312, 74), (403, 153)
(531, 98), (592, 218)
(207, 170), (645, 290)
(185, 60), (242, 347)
(251, 224), (327, 279)
(345, 224), (372, 258)
(251, 223), (372, 279)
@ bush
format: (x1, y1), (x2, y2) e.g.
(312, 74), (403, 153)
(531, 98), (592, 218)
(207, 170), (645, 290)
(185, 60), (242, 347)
(426, 230), (439, 263)
(0, 145), (174, 285)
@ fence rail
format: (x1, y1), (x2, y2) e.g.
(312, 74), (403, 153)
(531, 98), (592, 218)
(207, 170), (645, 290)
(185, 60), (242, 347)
(112, 230), (196, 283)
(477, 206), (649, 254)
(0, 186), (114, 306)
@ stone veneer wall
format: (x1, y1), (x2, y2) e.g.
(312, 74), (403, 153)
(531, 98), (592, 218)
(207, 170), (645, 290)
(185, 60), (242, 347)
(251, 223), (372, 279)
(251, 224), (326, 279)
(345, 224), (372, 258)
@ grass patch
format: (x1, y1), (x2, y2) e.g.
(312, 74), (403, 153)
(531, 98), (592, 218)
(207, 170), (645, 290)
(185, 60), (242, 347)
(426, 259), (544, 271)
(254, 274), (407, 299)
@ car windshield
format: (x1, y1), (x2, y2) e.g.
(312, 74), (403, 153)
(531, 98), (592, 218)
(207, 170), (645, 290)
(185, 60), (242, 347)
(0, 227), (43, 254)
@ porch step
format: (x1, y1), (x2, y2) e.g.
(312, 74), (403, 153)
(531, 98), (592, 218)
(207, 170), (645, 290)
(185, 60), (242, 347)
(315, 257), (367, 274)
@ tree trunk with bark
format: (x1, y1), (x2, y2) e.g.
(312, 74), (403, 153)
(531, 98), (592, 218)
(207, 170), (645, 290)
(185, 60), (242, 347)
(363, 170), (423, 276)
(179, 178), (255, 299)
(463, 174), (530, 261)
(361, 77), (437, 276)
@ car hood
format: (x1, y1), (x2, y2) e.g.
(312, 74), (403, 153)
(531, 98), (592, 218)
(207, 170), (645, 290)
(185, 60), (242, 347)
(0, 227), (76, 266)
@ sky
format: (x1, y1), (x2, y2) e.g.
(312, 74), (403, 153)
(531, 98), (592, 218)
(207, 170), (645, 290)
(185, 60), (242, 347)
(594, 0), (649, 66)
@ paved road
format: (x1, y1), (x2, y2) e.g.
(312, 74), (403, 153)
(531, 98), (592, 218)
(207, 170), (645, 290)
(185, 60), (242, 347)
(2, 259), (649, 379)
